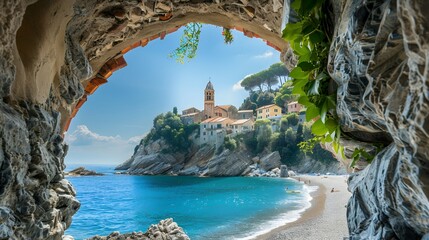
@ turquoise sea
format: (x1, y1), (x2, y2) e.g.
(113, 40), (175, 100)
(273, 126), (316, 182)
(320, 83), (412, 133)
(64, 164), (315, 240)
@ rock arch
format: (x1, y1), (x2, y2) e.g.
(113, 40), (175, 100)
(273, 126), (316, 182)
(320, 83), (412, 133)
(1, 0), (429, 239)
(0, 1), (288, 239)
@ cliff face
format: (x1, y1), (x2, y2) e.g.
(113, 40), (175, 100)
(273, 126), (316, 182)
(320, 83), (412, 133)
(116, 139), (262, 176)
(329, 0), (429, 238)
(116, 138), (345, 176)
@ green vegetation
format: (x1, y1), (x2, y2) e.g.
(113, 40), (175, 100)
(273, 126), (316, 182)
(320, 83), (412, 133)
(239, 62), (291, 111)
(169, 23), (202, 63)
(234, 113), (337, 166)
(223, 136), (237, 151)
(143, 111), (199, 152)
(280, 0), (343, 157)
(170, 23), (234, 63)
(240, 63), (289, 92)
(222, 28), (234, 44)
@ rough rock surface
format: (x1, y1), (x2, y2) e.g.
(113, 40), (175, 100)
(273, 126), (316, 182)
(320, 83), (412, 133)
(65, 167), (104, 176)
(280, 165), (289, 178)
(291, 157), (347, 175)
(87, 218), (189, 240)
(0, 103), (79, 240)
(1, 0), (429, 239)
(259, 151), (282, 171)
(328, 0), (429, 238)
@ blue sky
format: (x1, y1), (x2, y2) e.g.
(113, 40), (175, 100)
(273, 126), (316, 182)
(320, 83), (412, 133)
(65, 24), (280, 165)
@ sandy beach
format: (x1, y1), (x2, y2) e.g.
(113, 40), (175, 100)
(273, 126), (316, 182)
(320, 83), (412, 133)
(256, 175), (351, 240)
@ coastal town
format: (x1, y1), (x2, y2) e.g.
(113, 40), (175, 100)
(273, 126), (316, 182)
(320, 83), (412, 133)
(180, 81), (305, 148)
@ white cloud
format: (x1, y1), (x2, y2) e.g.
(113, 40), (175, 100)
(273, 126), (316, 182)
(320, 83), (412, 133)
(64, 125), (148, 164)
(127, 134), (147, 144)
(254, 51), (274, 59)
(232, 74), (252, 91)
(65, 125), (120, 145)
(232, 79), (244, 91)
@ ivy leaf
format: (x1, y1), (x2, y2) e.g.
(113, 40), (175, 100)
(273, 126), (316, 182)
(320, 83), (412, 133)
(298, 95), (311, 106)
(311, 119), (328, 136)
(308, 79), (320, 95)
(309, 31), (325, 43)
(325, 118), (338, 132)
(299, 0), (319, 15)
(333, 141), (339, 153)
(306, 105), (319, 121)
(282, 22), (303, 41)
(290, 0), (301, 12)
(326, 94), (337, 110)
(292, 86), (306, 96)
(315, 72), (329, 81)
(290, 67), (309, 79)
(298, 61), (316, 71)
(292, 40), (311, 59)
(320, 100), (328, 123)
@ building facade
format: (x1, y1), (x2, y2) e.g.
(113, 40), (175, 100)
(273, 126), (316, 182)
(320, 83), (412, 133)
(200, 117), (234, 147)
(231, 119), (254, 134)
(237, 110), (254, 119)
(182, 107), (200, 115)
(287, 101), (303, 113)
(214, 105), (238, 119)
(204, 81), (215, 119)
(256, 104), (283, 119)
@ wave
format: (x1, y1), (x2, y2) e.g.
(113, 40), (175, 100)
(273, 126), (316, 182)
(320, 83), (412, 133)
(233, 183), (319, 240)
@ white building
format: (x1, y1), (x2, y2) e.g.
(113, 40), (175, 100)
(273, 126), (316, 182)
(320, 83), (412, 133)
(200, 117), (234, 147)
(231, 119), (254, 134)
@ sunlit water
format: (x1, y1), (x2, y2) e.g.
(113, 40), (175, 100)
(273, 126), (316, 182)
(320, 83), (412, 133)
(64, 165), (315, 240)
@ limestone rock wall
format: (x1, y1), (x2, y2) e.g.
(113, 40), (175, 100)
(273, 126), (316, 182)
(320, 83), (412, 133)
(0, 1), (285, 239)
(329, 0), (429, 238)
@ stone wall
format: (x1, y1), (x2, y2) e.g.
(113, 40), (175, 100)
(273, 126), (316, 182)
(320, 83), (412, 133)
(329, 0), (429, 238)
(0, 1), (286, 239)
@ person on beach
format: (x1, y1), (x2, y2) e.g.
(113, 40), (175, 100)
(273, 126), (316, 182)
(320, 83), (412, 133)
(331, 188), (335, 193)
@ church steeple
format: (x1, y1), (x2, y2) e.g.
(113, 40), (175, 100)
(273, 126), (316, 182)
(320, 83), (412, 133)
(204, 80), (215, 119)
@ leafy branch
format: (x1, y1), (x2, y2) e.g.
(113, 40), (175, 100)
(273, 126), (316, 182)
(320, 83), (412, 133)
(222, 28), (234, 44)
(282, 0), (343, 155)
(169, 23), (202, 63)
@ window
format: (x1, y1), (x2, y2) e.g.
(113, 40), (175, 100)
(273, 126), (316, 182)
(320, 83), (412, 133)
(211, 125), (214, 129)
(259, 110), (262, 113)
(217, 124), (221, 129)
(295, 104), (297, 107)
(203, 132), (206, 135)
(211, 131), (213, 136)
(203, 125), (206, 128)
(266, 109), (269, 113)
(274, 109), (278, 112)
(242, 114), (245, 118)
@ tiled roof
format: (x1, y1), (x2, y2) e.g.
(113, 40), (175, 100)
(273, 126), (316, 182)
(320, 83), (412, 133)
(201, 117), (230, 123)
(256, 104), (278, 110)
(216, 105), (234, 111)
(231, 119), (252, 125)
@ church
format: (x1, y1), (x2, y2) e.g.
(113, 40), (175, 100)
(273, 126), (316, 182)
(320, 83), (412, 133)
(180, 81), (255, 147)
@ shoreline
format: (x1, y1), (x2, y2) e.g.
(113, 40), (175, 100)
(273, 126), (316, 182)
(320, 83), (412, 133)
(254, 175), (350, 240)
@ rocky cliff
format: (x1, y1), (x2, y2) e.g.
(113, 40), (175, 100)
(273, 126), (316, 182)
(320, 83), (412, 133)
(116, 138), (345, 176)
(115, 139), (266, 176)
(327, 0), (429, 238)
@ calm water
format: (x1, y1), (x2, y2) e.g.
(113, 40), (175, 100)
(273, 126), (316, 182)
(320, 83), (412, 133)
(64, 165), (314, 240)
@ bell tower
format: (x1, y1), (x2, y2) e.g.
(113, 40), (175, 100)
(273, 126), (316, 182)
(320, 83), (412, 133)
(204, 81), (215, 119)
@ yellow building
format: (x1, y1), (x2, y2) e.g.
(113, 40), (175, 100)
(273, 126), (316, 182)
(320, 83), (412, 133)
(256, 104), (282, 119)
